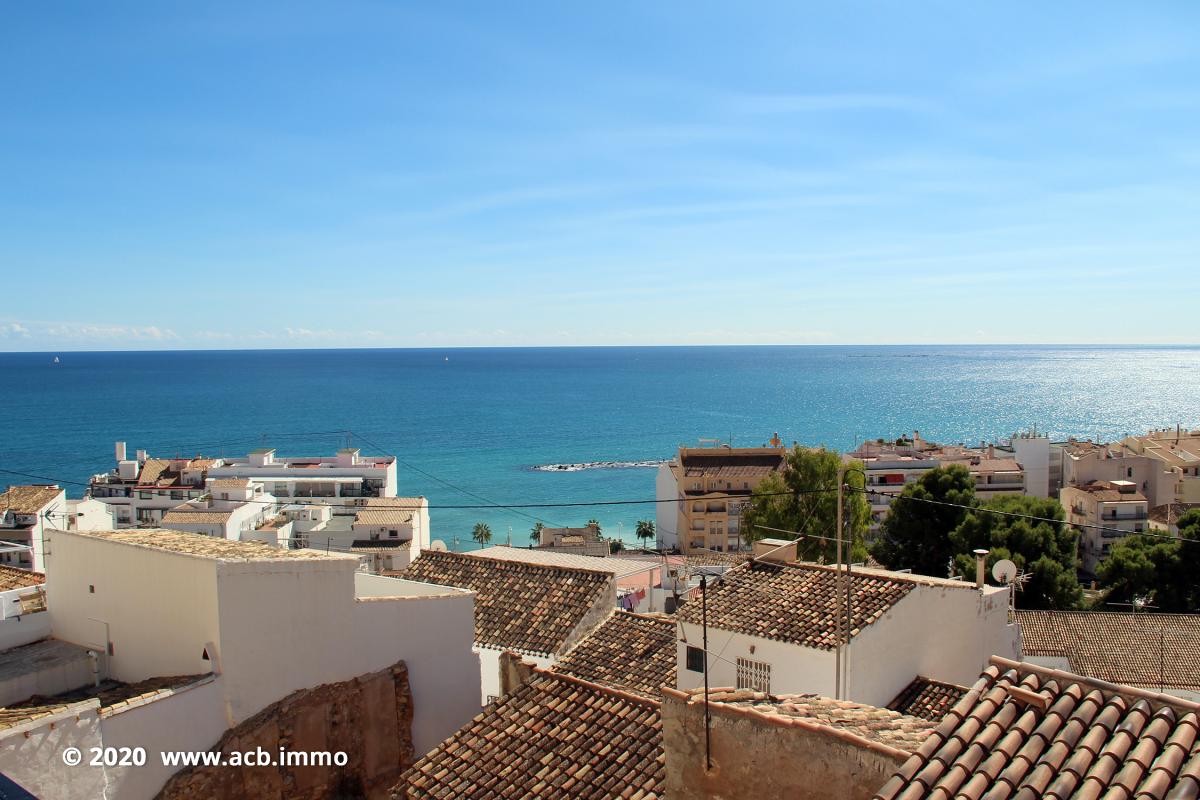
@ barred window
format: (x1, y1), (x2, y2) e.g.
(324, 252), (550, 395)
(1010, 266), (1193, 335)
(736, 657), (771, 693)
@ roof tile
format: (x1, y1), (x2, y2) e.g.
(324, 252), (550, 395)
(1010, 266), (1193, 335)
(675, 561), (915, 649)
(392, 672), (662, 800)
(552, 612), (676, 700)
(872, 658), (1200, 800)
(400, 551), (613, 656)
(1018, 610), (1200, 689)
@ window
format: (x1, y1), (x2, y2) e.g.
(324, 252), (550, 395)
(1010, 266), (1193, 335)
(388, 529), (399, 538)
(736, 657), (771, 693)
(686, 646), (705, 673)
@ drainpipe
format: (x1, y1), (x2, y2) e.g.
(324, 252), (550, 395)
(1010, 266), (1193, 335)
(86, 650), (101, 687)
(974, 549), (989, 590)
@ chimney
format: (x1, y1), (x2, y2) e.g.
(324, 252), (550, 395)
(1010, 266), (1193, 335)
(115, 441), (127, 462)
(135, 449), (147, 463)
(974, 549), (989, 589)
(988, 444), (995, 459)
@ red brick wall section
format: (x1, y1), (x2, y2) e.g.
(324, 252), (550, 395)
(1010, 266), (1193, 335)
(156, 661), (414, 800)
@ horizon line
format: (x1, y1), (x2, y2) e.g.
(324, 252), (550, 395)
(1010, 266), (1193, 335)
(3, 342), (1200, 355)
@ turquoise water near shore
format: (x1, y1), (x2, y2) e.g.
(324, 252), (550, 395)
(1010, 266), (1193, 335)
(1, 345), (1197, 548)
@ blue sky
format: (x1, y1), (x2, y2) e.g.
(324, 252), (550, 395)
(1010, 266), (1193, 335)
(2, 2), (1198, 349)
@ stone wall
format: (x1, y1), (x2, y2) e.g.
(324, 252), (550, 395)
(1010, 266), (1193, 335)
(661, 689), (907, 800)
(157, 661), (413, 800)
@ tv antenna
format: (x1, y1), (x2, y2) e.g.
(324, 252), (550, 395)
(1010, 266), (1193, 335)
(991, 559), (1024, 623)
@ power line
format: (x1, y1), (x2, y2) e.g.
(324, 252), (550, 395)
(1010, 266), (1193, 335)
(857, 487), (1200, 545)
(0, 466), (829, 511)
(348, 429), (566, 528)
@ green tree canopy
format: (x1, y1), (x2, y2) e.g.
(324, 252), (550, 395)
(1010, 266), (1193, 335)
(587, 518), (602, 535)
(742, 446), (869, 563)
(1097, 510), (1200, 612)
(635, 519), (655, 545)
(472, 522), (492, 547)
(530, 521), (544, 544)
(871, 465), (977, 577)
(950, 495), (1082, 610)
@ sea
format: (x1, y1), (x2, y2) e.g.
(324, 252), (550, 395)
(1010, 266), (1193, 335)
(2, 345), (1198, 550)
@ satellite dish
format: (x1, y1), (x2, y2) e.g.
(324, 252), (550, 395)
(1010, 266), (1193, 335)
(429, 540), (448, 552)
(992, 559), (1017, 584)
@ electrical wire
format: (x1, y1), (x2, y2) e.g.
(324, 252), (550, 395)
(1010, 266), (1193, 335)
(856, 487), (1200, 545)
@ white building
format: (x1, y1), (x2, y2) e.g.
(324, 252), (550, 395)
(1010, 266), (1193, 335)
(1060, 480), (1149, 576)
(159, 479), (281, 544)
(89, 441), (400, 528)
(847, 433), (1034, 532)
(0, 565), (49, 651)
(64, 497), (117, 531)
(205, 446), (398, 503)
(0, 485), (67, 571)
(0, 528), (480, 799)
(1058, 440), (1172, 508)
(1118, 427), (1200, 505)
(674, 557), (1019, 708)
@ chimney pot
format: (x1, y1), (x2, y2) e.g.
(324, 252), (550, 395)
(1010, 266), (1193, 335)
(973, 549), (989, 589)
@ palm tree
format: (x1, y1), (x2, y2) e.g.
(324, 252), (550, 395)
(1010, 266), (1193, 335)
(472, 522), (492, 547)
(530, 521), (544, 545)
(635, 520), (655, 547)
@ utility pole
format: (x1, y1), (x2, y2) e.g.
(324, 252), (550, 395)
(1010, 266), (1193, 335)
(701, 574), (711, 771)
(834, 465), (845, 700)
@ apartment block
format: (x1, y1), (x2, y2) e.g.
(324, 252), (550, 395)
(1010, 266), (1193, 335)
(655, 444), (786, 554)
(1060, 480), (1149, 577)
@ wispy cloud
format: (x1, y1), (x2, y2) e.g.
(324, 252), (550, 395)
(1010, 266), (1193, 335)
(0, 322), (31, 338)
(1, 319), (180, 343)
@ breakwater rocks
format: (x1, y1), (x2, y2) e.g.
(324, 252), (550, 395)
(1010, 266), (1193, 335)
(531, 460), (666, 472)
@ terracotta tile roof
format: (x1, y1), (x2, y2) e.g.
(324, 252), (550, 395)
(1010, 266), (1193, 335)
(0, 675), (209, 730)
(0, 485), (62, 515)
(0, 565), (45, 592)
(1017, 610), (1200, 690)
(399, 551), (613, 656)
(873, 656), (1200, 800)
(679, 450), (785, 479)
(675, 562), (915, 650)
(679, 686), (937, 753)
(161, 510), (234, 524)
(887, 677), (970, 722)
(135, 459), (174, 486)
(208, 478), (251, 488)
(391, 671), (663, 799)
(1149, 503), (1200, 525)
(350, 539), (408, 550)
(67, 530), (350, 562)
(672, 551), (752, 569)
(553, 611), (677, 699)
(353, 508), (414, 526)
(356, 497), (427, 508)
(1079, 488), (1147, 503)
